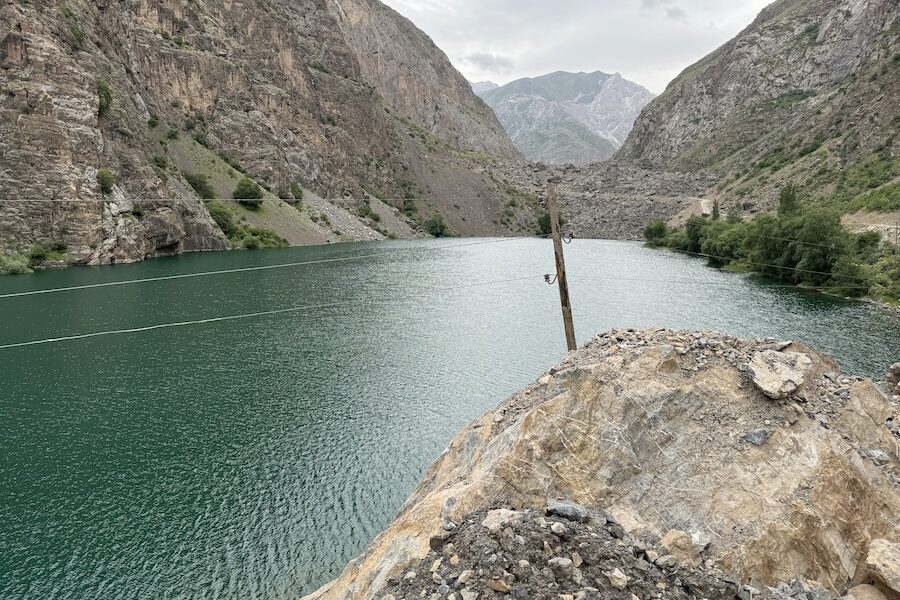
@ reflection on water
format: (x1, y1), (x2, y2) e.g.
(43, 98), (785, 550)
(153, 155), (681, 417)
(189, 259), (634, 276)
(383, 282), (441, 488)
(0, 239), (897, 599)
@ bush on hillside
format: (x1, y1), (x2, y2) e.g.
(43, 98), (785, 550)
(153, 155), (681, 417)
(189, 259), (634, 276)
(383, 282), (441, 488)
(184, 172), (215, 199)
(425, 214), (450, 238)
(97, 168), (116, 194)
(0, 251), (32, 275)
(96, 80), (112, 117)
(233, 177), (263, 208)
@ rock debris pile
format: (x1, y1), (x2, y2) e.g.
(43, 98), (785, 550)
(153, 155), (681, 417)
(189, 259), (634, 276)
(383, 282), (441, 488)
(304, 329), (899, 600)
(379, 501), (849, 600)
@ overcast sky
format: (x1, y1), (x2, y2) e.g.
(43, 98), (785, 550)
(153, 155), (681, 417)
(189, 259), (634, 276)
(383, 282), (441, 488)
(380, 0), (773, 94)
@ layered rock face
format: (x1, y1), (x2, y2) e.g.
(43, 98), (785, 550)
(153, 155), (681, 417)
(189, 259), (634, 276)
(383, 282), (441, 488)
(617, 0), (900, 212)
(479, 72), (655, 166)
(0, 0), (525, 266)
(305, 329), (899, 600)
(327, 0), (519, 160)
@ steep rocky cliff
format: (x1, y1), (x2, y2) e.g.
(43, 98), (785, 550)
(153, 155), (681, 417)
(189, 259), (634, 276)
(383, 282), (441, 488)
(304, 329), (900, 600)
(618, 0), (900, 213)
(479, 71), (655, 166)
(327, 0), (519, 160)
(0, 0), (526, 267)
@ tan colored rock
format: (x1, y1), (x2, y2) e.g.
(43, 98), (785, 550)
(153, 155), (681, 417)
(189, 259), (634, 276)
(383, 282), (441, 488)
(303, 331), (900, 600)
(484, 579), (510, 593)
(867, 540), (900, 597)
(660, 530), (701, 567)
(481, 509), (522, 533)
(748, 350), (813, 399)
(847, 584), (889, 600)
(606, 567), (628, 590)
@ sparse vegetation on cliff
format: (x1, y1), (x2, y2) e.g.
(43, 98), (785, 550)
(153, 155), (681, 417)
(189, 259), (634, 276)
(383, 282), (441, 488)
(96, 168), (115, 194)
(96, 80), (112, 117)
(233, 177), (264, 208)
(205, 201), (287, 250)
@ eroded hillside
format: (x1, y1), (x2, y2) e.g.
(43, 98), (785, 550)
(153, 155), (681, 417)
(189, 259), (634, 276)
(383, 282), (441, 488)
(0, 0), (530, 268)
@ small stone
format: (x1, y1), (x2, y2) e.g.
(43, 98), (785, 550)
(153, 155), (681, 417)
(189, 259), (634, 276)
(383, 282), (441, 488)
(546, 499), (589, 523)
(645, 550), (659, 562)
(572, 551), (583, 568)
(606, 567), (628, 590)
(481, 509), (522, 533)
(431, 559), (443, 573)
(381, 595), (396, 600)
(457, 570), (475, 584)
(404, 571), (417, 580)
(560, 595), (575, 600)
(485, 579), (511, 593)
(460, 591), (478, 600)
(430, 535), (448, 551)
(743, 429), (770, 447)
(450, 555), (461, 566)
(437, 584), (450, 596)
(655, 555), (677, 568)
(548, 557), (575, 577)
(432, 572), (444, 585)
(551, 522), (569, 536)
(518, 559), (530, 569)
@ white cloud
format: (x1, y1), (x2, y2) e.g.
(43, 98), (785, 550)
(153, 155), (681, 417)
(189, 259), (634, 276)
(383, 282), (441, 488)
(380, 0), (772, 93)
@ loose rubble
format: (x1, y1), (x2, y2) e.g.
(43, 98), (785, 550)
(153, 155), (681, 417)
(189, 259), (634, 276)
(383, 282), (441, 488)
(305, 329), (899, 600)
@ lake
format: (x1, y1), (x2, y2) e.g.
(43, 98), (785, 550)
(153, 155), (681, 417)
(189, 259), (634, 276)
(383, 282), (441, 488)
(1, 238), (898, 599)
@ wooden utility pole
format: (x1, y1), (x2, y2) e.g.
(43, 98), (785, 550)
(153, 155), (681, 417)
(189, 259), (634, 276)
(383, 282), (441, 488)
(547, 182), (577, 352)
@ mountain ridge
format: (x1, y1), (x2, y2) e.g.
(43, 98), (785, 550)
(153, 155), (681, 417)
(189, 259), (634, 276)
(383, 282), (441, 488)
(478, 70), (655, 165)
(0, 0), (531, 269)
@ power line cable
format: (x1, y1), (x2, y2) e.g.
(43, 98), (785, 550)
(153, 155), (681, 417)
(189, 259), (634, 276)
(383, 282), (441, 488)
(0, 274), (545, 350)
(0, 236), (551, 301)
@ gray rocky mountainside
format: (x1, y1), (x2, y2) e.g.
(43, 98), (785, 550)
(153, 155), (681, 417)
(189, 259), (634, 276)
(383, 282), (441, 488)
(618, 0), (900, 215)
(0, 0), (527, 267)
(509, 0), (900, 241)
(478, 71), (655, 166)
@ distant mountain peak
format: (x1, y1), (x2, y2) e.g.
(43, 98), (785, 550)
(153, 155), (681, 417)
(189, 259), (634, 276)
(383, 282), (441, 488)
(471, 80), (500, 95)
(479, 71), (655, 166)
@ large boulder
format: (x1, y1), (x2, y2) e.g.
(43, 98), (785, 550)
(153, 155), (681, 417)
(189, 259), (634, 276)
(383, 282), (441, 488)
(748, 350), (813, 399)
(304, 330), (900, 600)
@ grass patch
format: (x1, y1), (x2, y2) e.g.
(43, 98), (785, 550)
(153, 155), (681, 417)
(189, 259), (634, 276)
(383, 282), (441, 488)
(205, 201), (287, 250)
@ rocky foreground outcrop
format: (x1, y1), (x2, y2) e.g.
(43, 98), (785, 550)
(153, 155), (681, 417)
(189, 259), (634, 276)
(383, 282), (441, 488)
(304, 330), (900, 600)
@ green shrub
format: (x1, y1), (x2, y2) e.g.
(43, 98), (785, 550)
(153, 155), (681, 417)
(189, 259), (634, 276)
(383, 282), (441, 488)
(153, 154), (167, 169)
(233, 177), (264, 208)
(643, 219), (669, 245)
(425, 214), (450, 237)
(536, 211), (552, 236)
(357, 202), (381, 222)
(60, 4), (74, 18)
(643, 198), (898, 301)
(97, 168), (116, 194)
(0, 251), (32, 275)
(132, 203), (144, 219)
(166, 127), (179, 140)
(290, 182), (304, 201)
(184, 172), (215, 199)
(205, 200), (239, 237)
(70, 25), (86, 49)
(96, 80), (112, 117)
(147, 114), (159, 128)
